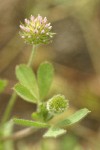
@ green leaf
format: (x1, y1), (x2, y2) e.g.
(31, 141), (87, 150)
(0, 79), (7, 93)
(13, 118), (49, 128)
(16, 64), (39, 100)
(56, 108), (91, 127)
(37, 61), (54, 100)
(14, 83), (37, 103)
(43, 126), (66, 138)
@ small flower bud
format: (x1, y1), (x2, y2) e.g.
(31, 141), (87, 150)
(48, 26), (52, 29)
(25, 19), (30, 25)
(43, 17), (47, 23)
(19, 14), (55, 45)
(34, 29), (38, 34)
(19, 25), (25, 30)
(25, 27), (30, 32)
(47, 95), (69, 114)
(30, 15), (34, 21)
(41, 30), (45, 34)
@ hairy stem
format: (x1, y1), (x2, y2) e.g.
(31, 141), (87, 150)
(27, 45), (37, 67)
(1, 92), (17, 125)
(1, 45), (37, 125)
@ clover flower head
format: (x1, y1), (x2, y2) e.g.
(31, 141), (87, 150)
(47, 95), (69, 114)
(19, 14), (55, 45)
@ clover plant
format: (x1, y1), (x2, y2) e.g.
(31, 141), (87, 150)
(0, 14), (90, 141)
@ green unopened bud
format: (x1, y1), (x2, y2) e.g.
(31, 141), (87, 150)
(47, 95), (69, 114)
(19, 14), (55, 45)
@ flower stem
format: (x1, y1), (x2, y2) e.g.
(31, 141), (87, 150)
(27, 45), (37, 67)
(1, 45), (37, 125)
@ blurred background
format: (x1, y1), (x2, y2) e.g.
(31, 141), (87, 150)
(0, 0), (100, 149)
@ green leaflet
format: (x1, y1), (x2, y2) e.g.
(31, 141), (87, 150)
(14, 83), (37, 103)
(16, 64), (39, 100)
(43, 126), (66, 138)
(56, 108), (91, 127)
(13, 118), (49, 128)
(37, 61), (54, 100)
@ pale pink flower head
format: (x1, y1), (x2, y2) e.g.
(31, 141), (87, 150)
(19, 14), (55, 45)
